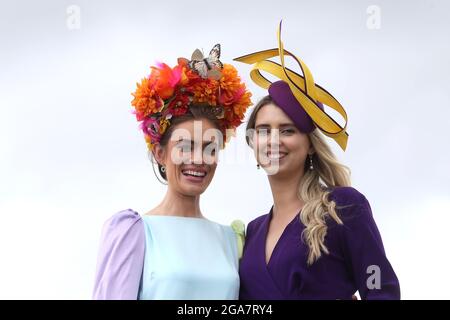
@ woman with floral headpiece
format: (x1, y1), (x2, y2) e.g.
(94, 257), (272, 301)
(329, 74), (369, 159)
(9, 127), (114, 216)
(234, 22), (400, 300)
(92, 44), (251, 300)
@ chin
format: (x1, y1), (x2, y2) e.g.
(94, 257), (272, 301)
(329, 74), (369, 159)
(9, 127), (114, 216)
(177, 168), (213, 195)
(180, 184), (208, 196)
(178, 177), (210, 195)
(264, 160), (299, 177)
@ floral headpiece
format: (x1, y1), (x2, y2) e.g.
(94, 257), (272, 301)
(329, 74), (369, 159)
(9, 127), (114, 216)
(131, 44), (252, 151)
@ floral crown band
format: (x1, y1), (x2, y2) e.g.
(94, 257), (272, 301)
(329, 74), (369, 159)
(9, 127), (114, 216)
(131, 44), (253, 151)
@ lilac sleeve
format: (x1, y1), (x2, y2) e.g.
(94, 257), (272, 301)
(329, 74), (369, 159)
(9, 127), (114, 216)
(92, 209), (145, 300)
(338, 193), (401, 300)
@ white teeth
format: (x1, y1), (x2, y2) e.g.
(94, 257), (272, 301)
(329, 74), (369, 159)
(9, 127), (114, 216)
(183, 170), (206, 177)
(267, 153), (286, 159)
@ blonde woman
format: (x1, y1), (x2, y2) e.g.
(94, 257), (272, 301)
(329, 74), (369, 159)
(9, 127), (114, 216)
(234, 22), (400, 300)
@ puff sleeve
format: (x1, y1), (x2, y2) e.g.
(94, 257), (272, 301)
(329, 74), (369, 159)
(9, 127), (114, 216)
(92, 209), (145, 300)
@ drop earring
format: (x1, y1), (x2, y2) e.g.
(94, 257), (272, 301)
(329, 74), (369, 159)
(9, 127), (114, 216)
(256, 164), (260, 169)
(309, 154), (314, 170)
(161, 165), (166, 172)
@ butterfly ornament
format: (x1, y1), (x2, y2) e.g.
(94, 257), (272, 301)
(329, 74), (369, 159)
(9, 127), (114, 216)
(188, 44), (223, 80)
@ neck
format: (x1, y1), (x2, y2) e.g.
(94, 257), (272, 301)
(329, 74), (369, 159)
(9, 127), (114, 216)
(267, 169), (305, 219)
(151, 187), (203, 218)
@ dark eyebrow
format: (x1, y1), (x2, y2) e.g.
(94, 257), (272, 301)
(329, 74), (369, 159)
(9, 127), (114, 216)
(255, 123), (295, 129)
(177, 139), (217, 147)
(202, 141), (218, 147)
(176, 138), (192, 144)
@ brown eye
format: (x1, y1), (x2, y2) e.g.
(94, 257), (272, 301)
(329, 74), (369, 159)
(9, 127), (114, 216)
(256, 128), (269, 136)
(204, 143), (218, 155)
(281, 128), (296, 135)
(178, 143), (191, 153)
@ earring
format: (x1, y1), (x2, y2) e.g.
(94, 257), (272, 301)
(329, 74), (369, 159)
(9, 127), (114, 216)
(256, 164), (260, 169)
(161, 165), (166, 173)
(309, 154), (314, 170)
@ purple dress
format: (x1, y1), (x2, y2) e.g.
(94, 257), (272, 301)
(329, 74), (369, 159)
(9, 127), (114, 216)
(239, 187), (400, 300)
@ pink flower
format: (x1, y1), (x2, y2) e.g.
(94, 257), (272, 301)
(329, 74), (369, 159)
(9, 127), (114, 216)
(141, 117), (161, 143)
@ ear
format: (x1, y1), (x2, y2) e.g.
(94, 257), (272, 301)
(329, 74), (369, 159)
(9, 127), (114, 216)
(248, 136), (254, 149)
(247, 129), (256, 149)
(308, 145), (315, 156)
(307, 135), (315, 155)
(152, 143), (166, 166)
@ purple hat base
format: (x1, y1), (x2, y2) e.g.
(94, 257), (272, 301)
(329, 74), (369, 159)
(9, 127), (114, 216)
(268, 80), (323, 134)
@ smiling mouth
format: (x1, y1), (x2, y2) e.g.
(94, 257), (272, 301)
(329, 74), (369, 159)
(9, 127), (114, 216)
(182, 170), (207, 178)
(181, 169), (208, 184)
(266, 152), (288, 160)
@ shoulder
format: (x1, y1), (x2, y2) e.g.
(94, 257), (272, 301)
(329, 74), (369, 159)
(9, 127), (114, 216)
(103, 209), (143, 229)
(327, 186), (369, 207)
(96, 209), (145, 265)
(100, 209), (144, 244)
(326, 187), (374, 225)
(246, 213), (269, 235)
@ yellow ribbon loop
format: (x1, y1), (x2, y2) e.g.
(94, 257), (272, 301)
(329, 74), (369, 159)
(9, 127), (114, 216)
(234, 21), (349, 151)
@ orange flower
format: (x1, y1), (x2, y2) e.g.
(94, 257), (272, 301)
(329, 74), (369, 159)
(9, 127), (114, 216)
(220, 64), (241, 92)
(191, 79), (219, 106)
(233, 90), (252, 119)
(131, 77), (160, 119)
(151, 62), (180, 100)
(174, 63), (190, 87)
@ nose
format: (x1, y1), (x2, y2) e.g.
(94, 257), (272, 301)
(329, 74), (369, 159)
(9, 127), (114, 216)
(192, 145), (203, 164)
(268, 129), (281, 149)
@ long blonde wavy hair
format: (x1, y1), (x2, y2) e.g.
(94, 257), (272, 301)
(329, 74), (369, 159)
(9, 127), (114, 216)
(246, 96), (351, 265)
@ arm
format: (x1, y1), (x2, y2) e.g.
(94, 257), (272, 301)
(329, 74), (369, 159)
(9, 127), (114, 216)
(339, 193), (401, 300)
(92, 209), (145, 300)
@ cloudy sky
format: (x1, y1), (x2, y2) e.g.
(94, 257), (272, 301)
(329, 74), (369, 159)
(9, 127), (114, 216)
(1, 0), (449, 299)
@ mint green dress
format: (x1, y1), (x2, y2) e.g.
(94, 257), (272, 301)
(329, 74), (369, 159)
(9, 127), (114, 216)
(92, 209), (244, 300)
(138, 215), (240, 299)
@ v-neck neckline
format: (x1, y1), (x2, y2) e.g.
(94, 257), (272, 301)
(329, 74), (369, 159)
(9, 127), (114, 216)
(263, 206), (301, 268)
